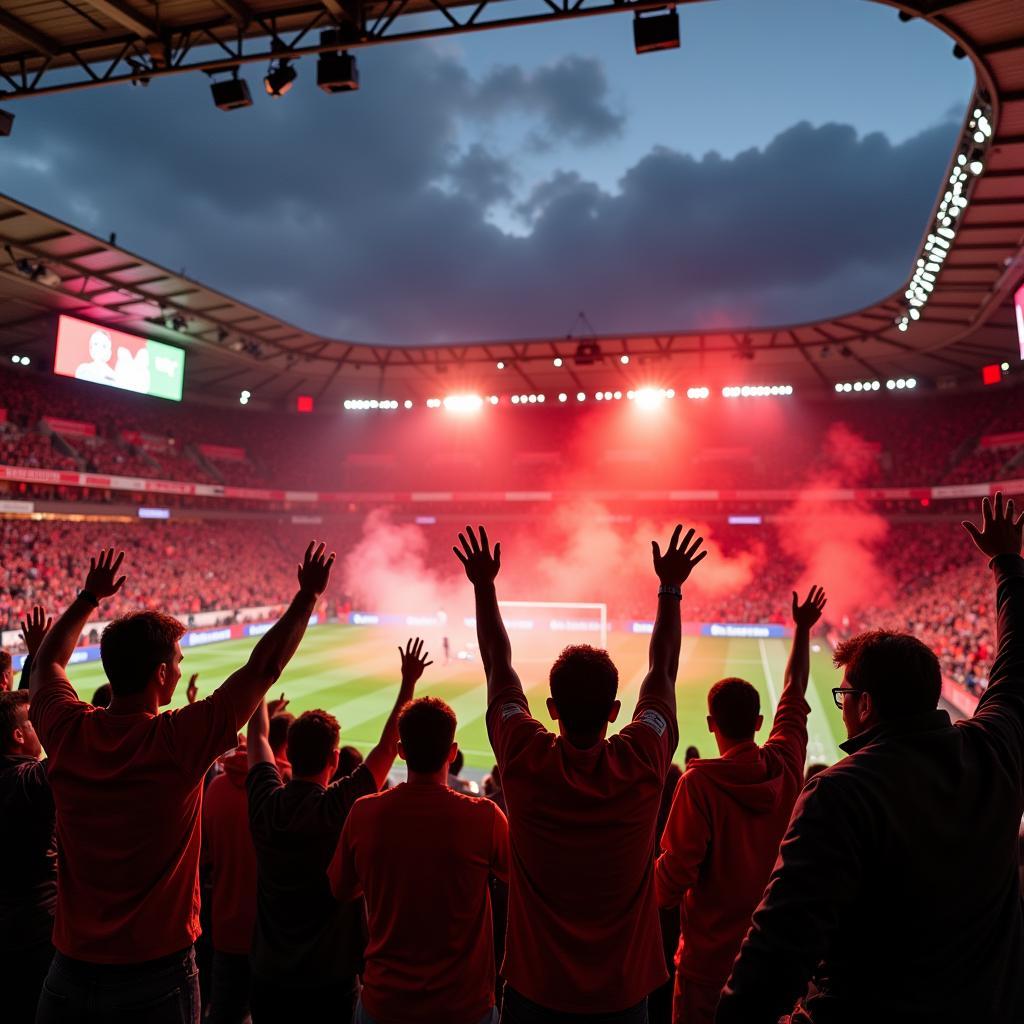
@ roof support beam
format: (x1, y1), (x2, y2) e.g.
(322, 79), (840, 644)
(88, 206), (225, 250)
(84, 0), (159, 40)
(0, 10), (60, 56)
(209, 0), (255, 26)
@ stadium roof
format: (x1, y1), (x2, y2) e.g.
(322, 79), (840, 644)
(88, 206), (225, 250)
(0, 0), (1022, 406)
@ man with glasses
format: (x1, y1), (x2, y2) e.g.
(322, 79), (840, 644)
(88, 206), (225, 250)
(718, 493), (1024, 1024)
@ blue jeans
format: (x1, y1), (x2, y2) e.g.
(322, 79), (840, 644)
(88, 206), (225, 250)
(500, 987), (649, 1024)
(356, 997), (498, 1024)
(35, 946), (200, 1024)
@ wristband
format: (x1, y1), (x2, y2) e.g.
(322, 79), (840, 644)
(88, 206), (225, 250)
(78, 589), (100, 608)
(658, 584), (682, 600)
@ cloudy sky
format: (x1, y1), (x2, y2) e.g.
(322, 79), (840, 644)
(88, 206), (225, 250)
(0, 0), (974, 345)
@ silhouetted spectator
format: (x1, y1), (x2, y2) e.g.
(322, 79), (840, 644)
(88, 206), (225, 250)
(0, 650), (12, 692)
(330, 696), (509, 1024)
(30, 542), (335, 1024)
(803, 763), (827, 785)
(333, 745), (364, 784)
(657, 588), (826, 1024)
(719, 494), (1024, 1024)
(90, 683), (111, 708)
(448, 747), (474, 794)
(683, 746), (700, 767)
(455, 524), (705, 1020)
(245, 639), (428, 1023)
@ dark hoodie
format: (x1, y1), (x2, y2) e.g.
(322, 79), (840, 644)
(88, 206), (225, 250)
(655, 685), (809, 987)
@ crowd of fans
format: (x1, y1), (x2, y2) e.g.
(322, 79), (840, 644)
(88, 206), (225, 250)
(1, 364), (1023, 497)
(1, 498), (1022, 1024)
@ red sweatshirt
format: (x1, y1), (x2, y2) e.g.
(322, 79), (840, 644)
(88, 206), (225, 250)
(202, 748), (258, 955)
(655, 687), (809, 988)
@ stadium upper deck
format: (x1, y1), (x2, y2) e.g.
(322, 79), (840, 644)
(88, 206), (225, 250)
(0, 0), (1022, 408)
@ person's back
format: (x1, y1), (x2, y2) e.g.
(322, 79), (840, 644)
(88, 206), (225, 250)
(657, 588), (825, 1024)
(29, 542), (337, 1023)
(246, 638), (429, 1022)
(719, 494), (1024, 1024)
(456, 522), (706, 1019)
(329, 697), (509, 1024)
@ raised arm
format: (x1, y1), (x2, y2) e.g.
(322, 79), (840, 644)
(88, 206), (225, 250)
(963, 492), (1024, 726)
(638, 525), (707, 714)
(217, 541), (334, 729)
(18, 605), (51, 691)
(247, 698), (274, 768)
(782, 586), (827, 702)
(455, 525), (523, 705)
(30, 548), (125, 698)
(363, 637), (431, 787)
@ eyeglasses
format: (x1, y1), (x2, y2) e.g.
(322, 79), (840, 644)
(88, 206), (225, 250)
(832, 687), (864, 710)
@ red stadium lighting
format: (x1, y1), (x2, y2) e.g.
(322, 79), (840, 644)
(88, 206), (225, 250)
(982, 364), (1002, 385)
(443, 394), (483, 413)
(296, 395), (313, 413)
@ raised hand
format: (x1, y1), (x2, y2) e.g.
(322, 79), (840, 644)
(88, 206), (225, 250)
(84, 548), (127, 601)
(454, 526), (501, 586)
(297, 541), (336, 596)
(399, 637), (433, 686)
(652, 525), (707, 588)
(792, 586), (827, 630)
(19, 605), (52, 657)
(963, 492), (1024, 560)
(267, 692), (289, 717)
(186, 672), (199, 704)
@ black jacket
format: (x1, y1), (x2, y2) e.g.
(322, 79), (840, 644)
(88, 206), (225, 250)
(718, 553), (1024, 1024)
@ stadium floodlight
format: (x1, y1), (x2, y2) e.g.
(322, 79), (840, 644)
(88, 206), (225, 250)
(264, 59), (297, 97)
(573, 340), (602, 365)
(239, 390), (251, 405)
(686, 387), (709, 399)
(317, 50), (359, 94)
(496, 362), (505, 370)
(210, 72), (253, 111)
(576, 391), (586, 401)
(620, 355), (630, 365)
(426, 398), (442, 408)
(634, 387), (664, 410)
(553, 357), (562, 367)
(633, 9), (680, 53)
(0, 109), (13, 137)
(488, 396), (499, 405)
(443, 394), (483, 413)
(558, 393), (568, 402)
(404, 400), (413, 409)
(1002, 362), (1010, 372)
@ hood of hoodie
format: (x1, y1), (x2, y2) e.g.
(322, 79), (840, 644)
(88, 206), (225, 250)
(686, 742), (791, 814)
(220, 748), (250, 787)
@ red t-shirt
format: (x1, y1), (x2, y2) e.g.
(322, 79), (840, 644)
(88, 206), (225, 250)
(202, 749), (258, 955)
(486, 688), (678, 1013)
(31, 673), (238, 963)
(328, 782), (509, 1024)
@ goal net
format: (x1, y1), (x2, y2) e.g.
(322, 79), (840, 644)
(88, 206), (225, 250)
(486, 601), (609, 666)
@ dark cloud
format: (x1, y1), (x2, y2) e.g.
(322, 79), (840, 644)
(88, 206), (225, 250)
(472, 56), (625, 146)
(0, 44), (959, 345)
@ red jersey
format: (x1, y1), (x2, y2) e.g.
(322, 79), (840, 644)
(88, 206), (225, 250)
(329, 782), (509, 1024)
(31, 673), (238, 963)
(487, 688), (678, 1013)
(202, 748), (258, 955)
(655, 686), (809, 988)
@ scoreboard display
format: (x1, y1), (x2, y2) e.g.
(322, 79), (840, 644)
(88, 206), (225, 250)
(54, 314), (185, 402)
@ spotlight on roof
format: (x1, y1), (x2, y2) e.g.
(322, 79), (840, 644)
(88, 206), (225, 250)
(239, 390), (251, 405)
(317, 42), (359, 94)
(573, 340), (602, 366)
(265, 59), (297, 97)
(633, 8), (680, 53)
(210, 71), (253, 111)
(0, 108), (13, 137)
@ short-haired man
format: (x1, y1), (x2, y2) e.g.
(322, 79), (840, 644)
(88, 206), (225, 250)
(267, 702), (294, 781)
(656, 587), (827, 1024)
(246, 638), (431, 1022)
(455, 523), (706, 1020)
(329, 696), (510, 1024)
(1, 606), (56, 1022)
(718, 493), (1024, 1024)
(30, 542), (335, 1023)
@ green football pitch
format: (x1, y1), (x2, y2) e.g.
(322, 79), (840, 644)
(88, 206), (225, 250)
(63, 624), (847, 771)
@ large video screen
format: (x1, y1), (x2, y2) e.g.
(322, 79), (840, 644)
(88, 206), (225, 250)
(54, 315), (185, 402)
(1015, 280), (1024, 361)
